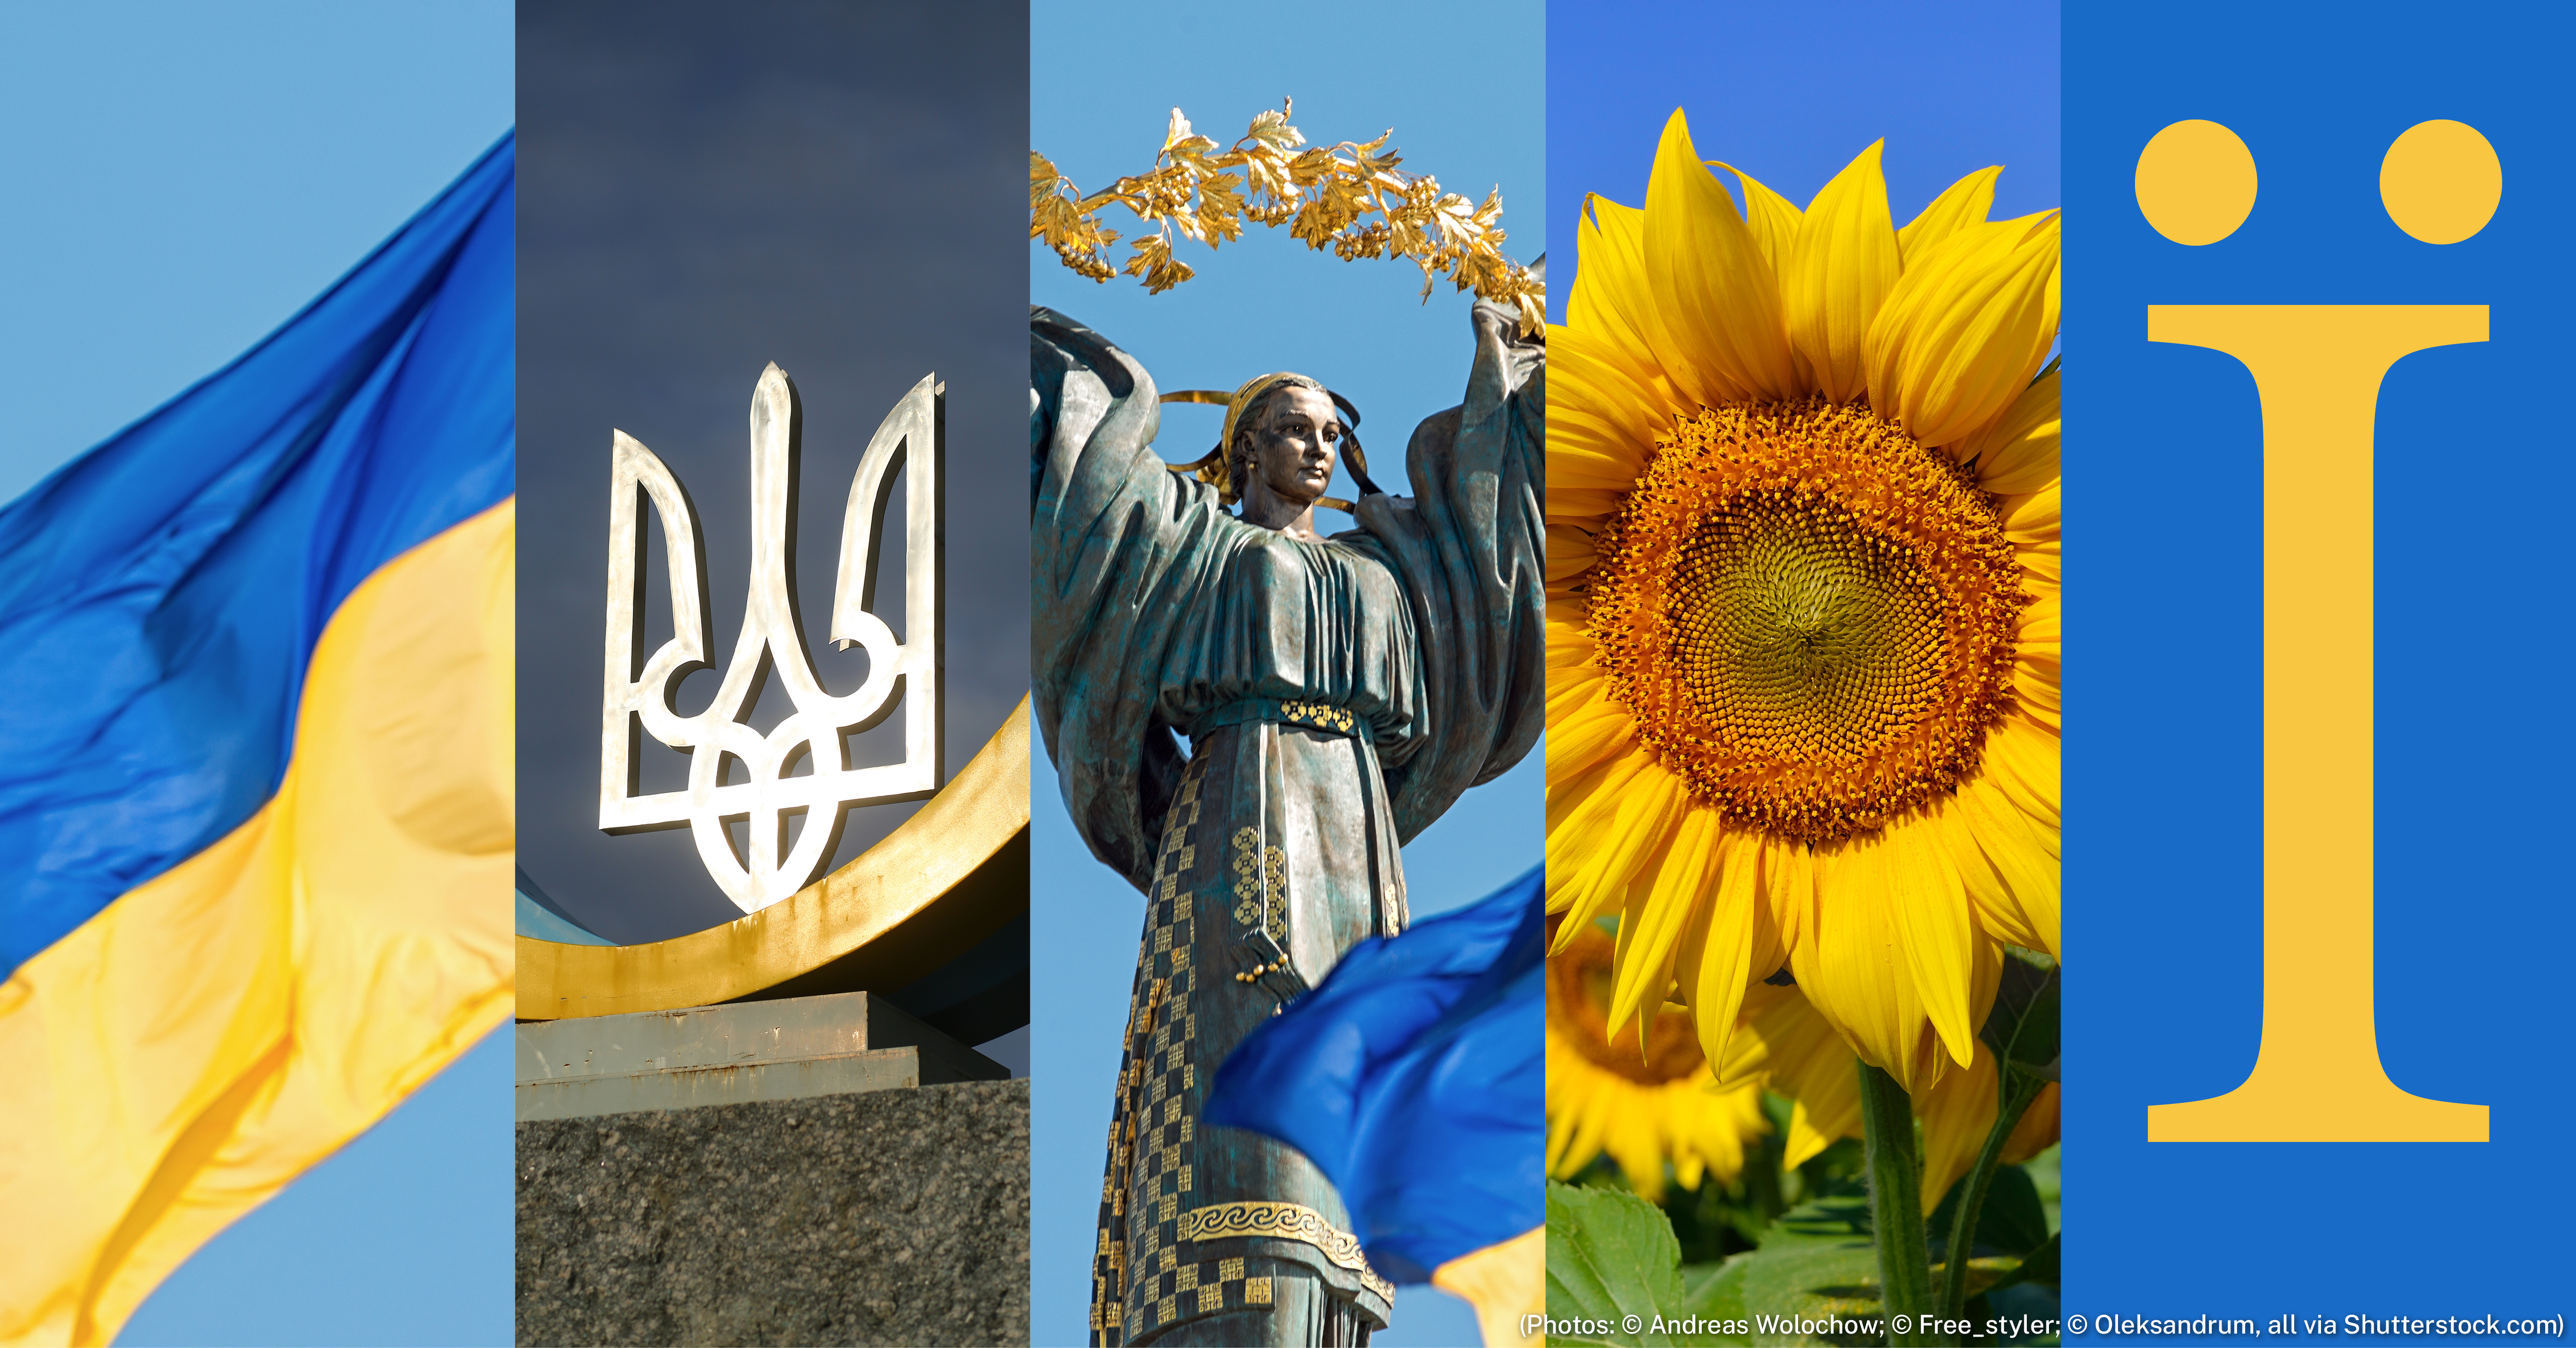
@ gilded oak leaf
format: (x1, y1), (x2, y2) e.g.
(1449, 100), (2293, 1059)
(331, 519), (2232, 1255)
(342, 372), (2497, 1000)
(1030, 98), (1546, 334)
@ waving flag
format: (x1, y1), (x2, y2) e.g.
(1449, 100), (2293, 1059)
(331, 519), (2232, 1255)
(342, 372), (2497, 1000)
(0, 136), (515, 1346)
(1204, 865), (1545, 1346)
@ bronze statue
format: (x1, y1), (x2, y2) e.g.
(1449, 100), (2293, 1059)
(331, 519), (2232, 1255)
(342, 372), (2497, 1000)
(1031, 283), (1544, 1346)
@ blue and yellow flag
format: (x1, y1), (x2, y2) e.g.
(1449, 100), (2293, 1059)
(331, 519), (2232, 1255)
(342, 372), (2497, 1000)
(0, 136), (515, 1346)
(1205, 866), (1545, 1347)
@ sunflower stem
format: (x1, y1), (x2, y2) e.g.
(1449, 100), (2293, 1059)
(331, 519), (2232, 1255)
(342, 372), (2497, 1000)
(1937, 1067), (2050, 1318)
(1856, 1060), (1939, 1346)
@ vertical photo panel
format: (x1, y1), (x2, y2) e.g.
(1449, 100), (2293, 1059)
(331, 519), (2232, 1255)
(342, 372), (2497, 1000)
(513, 2), (1031, 1344)
(2067, 1), (2572, 1333)
(1543, 3), (2061, 1342)
(0, 7), (516, 1345)
(1029, 1), (1548, 1345)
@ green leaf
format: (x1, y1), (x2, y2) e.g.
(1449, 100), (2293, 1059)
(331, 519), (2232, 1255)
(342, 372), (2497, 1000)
(1732, 1243), (1884, 1344)
(1678, 1260), (1753, 1343)
(2023, 1144), (2061, 1238)
(2013, 1232), (2060, 1287)
(1929, 1164), (2048, 1259)
(1980, 948), (2059, 1079)
(1546, 1182), (1683, 1346)
(1977, 1167), (2049, 1257)
(1655, 1199), (1885, 1345)
(1758, 1196), (1873, 1251)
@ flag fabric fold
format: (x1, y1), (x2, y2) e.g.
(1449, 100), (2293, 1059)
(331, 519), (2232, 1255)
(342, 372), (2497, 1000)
(1203, 864), (1545, 1342)
(0, 135), (516, 1347)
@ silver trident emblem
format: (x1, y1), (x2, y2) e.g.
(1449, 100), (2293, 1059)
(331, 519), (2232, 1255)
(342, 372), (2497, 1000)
(599, 365), (942, 914)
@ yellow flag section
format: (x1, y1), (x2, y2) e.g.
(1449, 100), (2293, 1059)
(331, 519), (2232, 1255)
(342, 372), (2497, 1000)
(0, 499), (515, 1346)
(1432, 1225), (1545, 1348)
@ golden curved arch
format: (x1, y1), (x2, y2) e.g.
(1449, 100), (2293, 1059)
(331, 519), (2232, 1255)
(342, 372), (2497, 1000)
(517, 696), (1031, 1020)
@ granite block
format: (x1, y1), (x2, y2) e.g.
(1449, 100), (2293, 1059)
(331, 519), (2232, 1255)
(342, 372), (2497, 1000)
(517, 1079), (1030, 1346)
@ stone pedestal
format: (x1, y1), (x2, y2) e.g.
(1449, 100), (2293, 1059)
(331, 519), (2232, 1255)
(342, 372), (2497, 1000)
(516, 990), (1006, 1121)
(515, 993), (1029, 1345)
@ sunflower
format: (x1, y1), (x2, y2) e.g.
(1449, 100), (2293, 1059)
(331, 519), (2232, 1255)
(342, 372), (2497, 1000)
(1546, 923), (1770, 1202)
(1717, 982), (2060, 1214)
(1547, 109), (2060, 1098)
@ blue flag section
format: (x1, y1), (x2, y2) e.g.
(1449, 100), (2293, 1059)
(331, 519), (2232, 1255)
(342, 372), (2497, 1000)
(1205, 866), (1544, 1285)
(0, 135), (516, 977)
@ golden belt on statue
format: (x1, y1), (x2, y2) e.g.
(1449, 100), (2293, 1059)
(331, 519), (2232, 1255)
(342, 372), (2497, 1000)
(1188, 697), (1369, 743)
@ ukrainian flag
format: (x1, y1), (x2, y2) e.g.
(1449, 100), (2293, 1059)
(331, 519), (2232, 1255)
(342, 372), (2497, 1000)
(0, 136), (515, 1345)
(1205, 866), (1547, 1347)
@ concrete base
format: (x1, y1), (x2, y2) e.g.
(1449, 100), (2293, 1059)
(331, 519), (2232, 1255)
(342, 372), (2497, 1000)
(516, 1079), (1030, 1347)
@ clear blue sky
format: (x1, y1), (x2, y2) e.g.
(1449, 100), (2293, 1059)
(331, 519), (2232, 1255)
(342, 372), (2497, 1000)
(1029, 1), (1543, 1343)
(0, 4), (514, 1344)
(1548, 0), (2060, 308)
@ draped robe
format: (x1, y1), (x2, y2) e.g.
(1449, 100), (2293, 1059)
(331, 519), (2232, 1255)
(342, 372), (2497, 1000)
(1031, 303), (1543, 1346)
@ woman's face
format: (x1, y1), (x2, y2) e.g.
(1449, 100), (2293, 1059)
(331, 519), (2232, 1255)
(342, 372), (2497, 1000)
(1245, 386), (1341, 506)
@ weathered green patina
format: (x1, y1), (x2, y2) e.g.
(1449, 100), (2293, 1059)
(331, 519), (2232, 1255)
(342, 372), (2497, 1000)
(1031, 299), (1545, 1346)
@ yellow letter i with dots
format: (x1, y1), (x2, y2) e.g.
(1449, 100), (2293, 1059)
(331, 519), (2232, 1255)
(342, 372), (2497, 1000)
(2138, 118), (2494, 1143)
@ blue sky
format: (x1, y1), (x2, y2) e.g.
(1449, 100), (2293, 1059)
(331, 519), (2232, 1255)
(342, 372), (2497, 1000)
(0, 4), (514, 1343)
(1548, 0), (2061, 305)
(1029, 1), (1542, 1343)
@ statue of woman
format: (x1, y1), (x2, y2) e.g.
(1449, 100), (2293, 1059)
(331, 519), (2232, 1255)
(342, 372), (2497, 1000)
(1030, 286), (1545, 1347)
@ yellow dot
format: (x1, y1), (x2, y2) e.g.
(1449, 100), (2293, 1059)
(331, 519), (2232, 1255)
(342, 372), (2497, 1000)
(2135, 120), (2258, 245)
(2381, 120), (2501, 244)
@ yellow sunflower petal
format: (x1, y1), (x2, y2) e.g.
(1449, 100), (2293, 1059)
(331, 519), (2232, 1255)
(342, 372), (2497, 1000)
(1610, 804), (1719, 1041)
(1671, 824), (1771, 1071)
(2014, 599), (2060, 691)
(1550, 764), (1688, 935)
(1787, 831), (1948, 1094)
(1926, 789), (2046, 954)
(1961, 368), (2060, 494)
(1954, 771), (2061, 960)
(2013, 665), (2060, 730)
(1983, 716), (2061, 830)
(1605, 1110), (1665, 1199)
(1710, 158), (1816, 392)
(1545, 1087), (1597, 1179)
(1545, 676), (1603, 736)
(1760, 834), (1816, 969)
(1567, 194), (1665, 383)
(1550, 327), (1675, 491)
(2016, 539), (2061, 593)
(1863, 211), (2060, 450)
(1546, 649), (1587, 696)
(1546, 522), (1598, 592)
(1546, 590), (1591, 637)
(1546, 746), (1634, 859)
(2019, 598), (2060, 686)
(1548, 928), (1777, 1201)
(2003, 1084), (2060, 1164)
(1643, 109), (1801, 404)
(1555, 318), (1687, 429)
(1882, 817), (1995, 1072)
(1918, 1044), (2003, 1215)
(1726, 985), (1861, 1164)
(1896, 164), (2001, 266)
(2000, 480), (2060, 541)
(1783, 140), (1902, 404)
(1549, 487), (1626, 528)
(1545, 655), (1602, 723)
(1547, 620), (1598, 688)
(1547, 684), (1636, 780)
(1710, 160), (1804, 275)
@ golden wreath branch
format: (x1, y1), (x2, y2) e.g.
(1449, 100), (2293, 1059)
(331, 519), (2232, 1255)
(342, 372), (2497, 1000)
(1031, 99), (1545, 337)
